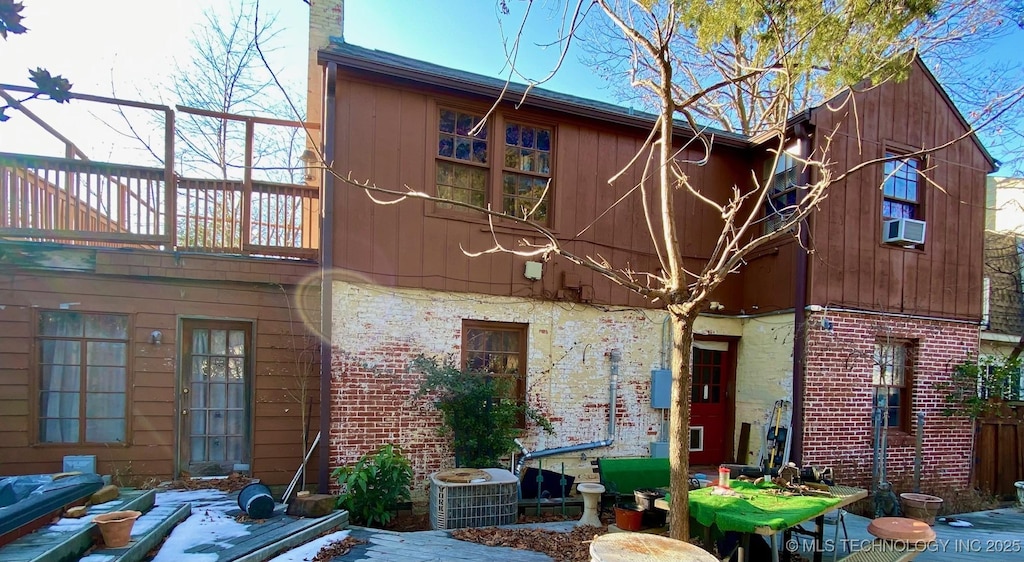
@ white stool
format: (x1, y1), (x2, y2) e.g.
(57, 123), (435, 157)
(576, 482), (605, 527)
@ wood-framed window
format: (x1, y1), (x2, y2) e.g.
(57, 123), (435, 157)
(436, 108), (489, 211)
(435, 107), (554, 225)
(462, 320), (528, 427)
(763, 143), (800, 233)
(502, 122), (552, 224)
(872, 340), (913, 432)
(882, 152), (922, 220)
(37, 311), (129, 444)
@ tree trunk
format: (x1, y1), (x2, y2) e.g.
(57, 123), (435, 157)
(667, 304), (697, 541)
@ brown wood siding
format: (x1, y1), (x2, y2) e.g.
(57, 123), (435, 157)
(0, 249), (320, 486)
(807, 61), (989, 319)
(331, 74), (750, 309)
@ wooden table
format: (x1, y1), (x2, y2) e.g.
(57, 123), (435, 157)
(590, 532), (718, 562)
(654, 483), (868, 562)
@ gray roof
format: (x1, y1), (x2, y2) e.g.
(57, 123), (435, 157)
(984, 231), (1024, 336)
(318, 41), (752, 149)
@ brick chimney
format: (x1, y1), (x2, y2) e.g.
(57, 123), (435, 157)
(307, 0), (344, 150)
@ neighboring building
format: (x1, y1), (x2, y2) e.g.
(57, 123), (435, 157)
(316, 42), (993, 500)
(982, 176), (1024, 364)
(0, 100), (322, 487)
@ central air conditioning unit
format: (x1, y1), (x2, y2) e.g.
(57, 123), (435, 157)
(883, 218), (926, 245)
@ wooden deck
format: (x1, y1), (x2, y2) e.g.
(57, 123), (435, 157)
(0, 489), (155, 562)
(179, 506), (349, 562)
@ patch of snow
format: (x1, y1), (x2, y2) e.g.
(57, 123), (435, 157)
(150, 490), (251, 562)
(265, 530), (351, 562)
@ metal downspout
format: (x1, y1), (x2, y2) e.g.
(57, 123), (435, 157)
(514, 349), (621, 474)
(318, 61), (337, 493)
(791, 127), (812, 465)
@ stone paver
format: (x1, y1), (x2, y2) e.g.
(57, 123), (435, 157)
(340, 524), (568, 562)
(333, 507), (1024, 562)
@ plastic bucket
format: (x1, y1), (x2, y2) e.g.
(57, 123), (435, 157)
(899, 493), (943, 525)
(614, 503), (643, 531)
(238, 482), (275, 519)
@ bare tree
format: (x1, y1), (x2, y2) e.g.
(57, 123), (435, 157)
(314, 0), (1024, 540)
(172, 1), (305, 181)
(579, 0), (1024, 172)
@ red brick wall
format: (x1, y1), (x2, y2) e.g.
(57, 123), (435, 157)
(802, 311), (977, 492)
(327, 342), (450, 500)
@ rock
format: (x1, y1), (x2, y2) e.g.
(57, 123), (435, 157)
(286, 493), (336, 518)
(65, 505), (89, 518)
(90, 484), (120, 505)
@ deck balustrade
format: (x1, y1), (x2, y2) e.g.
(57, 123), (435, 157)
(0, 86), (320, 260)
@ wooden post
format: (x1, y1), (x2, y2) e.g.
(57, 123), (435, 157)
(165, 108), (176, 244)
(242, 119), (254, 255)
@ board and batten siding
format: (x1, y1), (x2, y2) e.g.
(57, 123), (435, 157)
(0, 246), (320, 486)
(330, 73), (752, 310)
(807, 60), (990, 319)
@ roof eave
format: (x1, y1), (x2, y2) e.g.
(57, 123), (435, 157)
(318, 45), (753, 150)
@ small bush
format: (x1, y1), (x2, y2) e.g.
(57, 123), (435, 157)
(412, 355), (553, 468)
(332, 444), (414, 527)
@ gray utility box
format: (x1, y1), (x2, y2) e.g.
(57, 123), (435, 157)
(651, 369), (671, 409)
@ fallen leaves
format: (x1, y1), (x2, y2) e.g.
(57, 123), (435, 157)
(452, 525), (607, 562)
(312, 536), (367, 561)
(167, 472), (255, 492)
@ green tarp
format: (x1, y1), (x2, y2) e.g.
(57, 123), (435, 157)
(670, 480), (843, 534)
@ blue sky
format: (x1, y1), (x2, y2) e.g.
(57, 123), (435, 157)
(1, 0), (1021, 169)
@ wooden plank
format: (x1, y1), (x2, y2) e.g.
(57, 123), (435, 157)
(396, 90), (428, 285)
(996, 424), (1016, 497)
(231, 510), (348, 562)
(371, 86), (402, 286)
(1017, 423), (1024, 482)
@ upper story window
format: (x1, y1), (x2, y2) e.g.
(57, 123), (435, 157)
(37, 311), (129, 444)
(503, 123), (552, 223)
(873, 341), (913, 432)
(882, 153), (921, 220)
(436, 109), (488, 211)
(435, 108), (554, 225)
(462, 320), (528, 427)
(763, 143), (800, 233)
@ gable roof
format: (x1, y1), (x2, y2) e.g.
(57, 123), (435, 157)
(319, 43), (996, 170)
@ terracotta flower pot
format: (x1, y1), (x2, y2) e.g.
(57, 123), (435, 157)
(93, 510), (141, 547)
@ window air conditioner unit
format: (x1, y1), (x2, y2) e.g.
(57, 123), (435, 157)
(882, 218), (926, 245)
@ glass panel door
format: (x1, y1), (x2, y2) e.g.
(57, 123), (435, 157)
(180, 320), (252, 476)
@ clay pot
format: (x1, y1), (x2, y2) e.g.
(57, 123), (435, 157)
(899, 493), (943, 526)
(93, 510), (141, 547)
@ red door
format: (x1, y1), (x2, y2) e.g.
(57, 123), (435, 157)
(689, 342), (734, 466)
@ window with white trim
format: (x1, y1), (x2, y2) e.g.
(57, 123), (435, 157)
(763, 143), (801, 233)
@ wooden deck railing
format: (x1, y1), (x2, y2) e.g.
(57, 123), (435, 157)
(0, 86), (321, 261)
(0, 153), (320, 259)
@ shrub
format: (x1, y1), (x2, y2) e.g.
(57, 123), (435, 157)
(332, 444), (413, 527)
(938, 356), (1021, 419)
(412, 355), (553, 468)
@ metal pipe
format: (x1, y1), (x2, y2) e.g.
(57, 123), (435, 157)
(317, 61), (337, 494)
(792, 130), (812, 466)
(805, 305), (979, 326)
(514, 439), (614, 475)
(515, 349), (621, 475)
(608, 349), (620, 438)
(914, 411), (924, 493)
